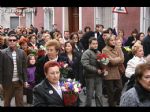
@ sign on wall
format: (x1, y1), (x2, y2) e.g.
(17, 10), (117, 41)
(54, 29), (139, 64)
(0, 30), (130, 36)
(112, 7), (127, 14)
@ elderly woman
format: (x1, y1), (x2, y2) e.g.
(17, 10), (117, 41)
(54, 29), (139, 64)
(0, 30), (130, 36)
(120, 63), (150, 107)
(102, 35), (124, 106)
(35, 39), (67, 84)
(33, 61), (64, 107)
(125, 43), (146, 90)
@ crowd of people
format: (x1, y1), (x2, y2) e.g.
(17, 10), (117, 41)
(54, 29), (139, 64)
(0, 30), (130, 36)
(0, 24), (150, 107)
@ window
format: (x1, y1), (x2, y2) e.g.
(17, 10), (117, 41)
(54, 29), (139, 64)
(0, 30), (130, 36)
(44, 7), (53, 31)
(95, 7), (113, 29)
(26, 12), (32, 27)
(141, 7), (150, 34)
(10, 17), (19, 29)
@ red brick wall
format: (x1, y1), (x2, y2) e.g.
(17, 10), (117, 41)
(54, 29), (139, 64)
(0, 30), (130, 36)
(54, 7), (62, 32)
(34, 7), (44, 30)
(82, 7), (94, 32)
(118, 7), (140, 38)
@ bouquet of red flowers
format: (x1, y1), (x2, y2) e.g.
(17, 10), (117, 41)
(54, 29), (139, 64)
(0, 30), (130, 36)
(97, 53), (109, 66)
(60, 78), (82, 106)
(37, 45), (46, 57)
(59, 62), (73, 79)
(97, 53), (109, 76)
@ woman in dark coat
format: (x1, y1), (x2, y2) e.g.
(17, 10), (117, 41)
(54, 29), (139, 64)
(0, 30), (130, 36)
(125, 29), (138, 48)
(33, 61), (64, 107)
(35, 39), (67, 84)
(59, 41), (80, 79)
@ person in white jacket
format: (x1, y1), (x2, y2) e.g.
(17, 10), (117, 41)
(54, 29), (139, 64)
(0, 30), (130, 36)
(125, 43), (146, 90)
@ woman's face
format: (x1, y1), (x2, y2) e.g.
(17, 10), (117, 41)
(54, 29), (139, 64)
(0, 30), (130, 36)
(45, 66), (60, 85)
(29, 56), (36, 65)
(46, 46), (58, 60)
(65, 43), (72, 53)
(115, 39), (122, 47)
(135, 47), (144, 58)
(108, 37), (116, 46)
(72, 34), (79, 43)
(139, 70), (150, 91)
(21, 42), (28, 50)
(30, 36), (36, 43)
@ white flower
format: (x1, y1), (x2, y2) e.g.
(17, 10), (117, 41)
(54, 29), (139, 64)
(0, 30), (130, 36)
(64, 63), (68, 68)
(74, 88), (79, 93)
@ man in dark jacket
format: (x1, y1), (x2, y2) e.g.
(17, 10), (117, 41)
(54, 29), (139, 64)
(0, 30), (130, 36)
(81, 37), (104, 107)
(0, 34), (29, 106)
(143, 26), (150, 56)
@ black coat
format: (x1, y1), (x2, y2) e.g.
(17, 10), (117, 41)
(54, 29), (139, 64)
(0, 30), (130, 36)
(33, 79), (64, 107)
(59, 52), (80, 79)
(143, 35), (150, 56)
(35, 55), (67, 84)
(125, 36), (136, 48)
(97, 34), (106, 52)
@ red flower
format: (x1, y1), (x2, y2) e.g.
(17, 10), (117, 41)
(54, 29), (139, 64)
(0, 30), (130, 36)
(38, 50), (45, 57)
(97, 53), (108, 60)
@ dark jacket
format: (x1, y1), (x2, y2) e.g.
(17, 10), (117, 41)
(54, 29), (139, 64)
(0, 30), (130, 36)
(59, 52), (80, 79)
(0, 47), (27, 86)
(125, 36), (136, 48)
(97, 34), (106, 52)
(143, 35), (150, 56)
(33, 79), (64, 107)
(35, 55), (67, 84)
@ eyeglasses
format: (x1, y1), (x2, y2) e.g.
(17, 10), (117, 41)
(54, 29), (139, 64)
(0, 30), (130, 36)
(8, 39), (17, 42)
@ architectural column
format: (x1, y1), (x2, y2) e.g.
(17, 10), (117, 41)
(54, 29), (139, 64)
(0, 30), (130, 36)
(62, 7), (65, 38)
(113, 12), (118, 33)
(79, 7), (82, 30)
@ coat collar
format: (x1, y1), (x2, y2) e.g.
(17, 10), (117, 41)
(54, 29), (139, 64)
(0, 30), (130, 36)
(6, 47), (20, 61)
(134, 82), (150, 102)
(42, 79), (63, 102)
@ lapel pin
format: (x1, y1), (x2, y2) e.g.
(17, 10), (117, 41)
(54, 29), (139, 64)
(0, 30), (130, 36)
(49, 90), (53, 94)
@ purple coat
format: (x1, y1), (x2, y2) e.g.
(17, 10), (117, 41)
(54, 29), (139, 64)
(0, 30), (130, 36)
(27, 66), (36, 88)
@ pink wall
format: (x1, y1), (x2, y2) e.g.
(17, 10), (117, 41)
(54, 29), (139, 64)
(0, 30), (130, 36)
(118, 7), (140, 38)
(34, 7), (44, 30)
(54, 7), (62, 32)
(20, 16), (26, 27)
(82, 7), (94, 32)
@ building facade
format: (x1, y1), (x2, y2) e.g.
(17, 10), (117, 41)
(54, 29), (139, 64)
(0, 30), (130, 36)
(0, 7), (150, 37)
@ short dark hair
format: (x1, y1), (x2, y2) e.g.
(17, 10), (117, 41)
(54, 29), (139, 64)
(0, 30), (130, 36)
(89, 37), (97, 44)
(96, 24), (104, 29)
(84, 26), (91, 32)
(9, 34), (18, 39)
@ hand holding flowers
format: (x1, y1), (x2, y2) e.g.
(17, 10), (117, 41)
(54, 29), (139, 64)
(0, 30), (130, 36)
(97, 53), (109, 76)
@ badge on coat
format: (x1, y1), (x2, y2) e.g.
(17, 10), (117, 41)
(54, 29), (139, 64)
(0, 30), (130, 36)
(49, 90), (53, 94)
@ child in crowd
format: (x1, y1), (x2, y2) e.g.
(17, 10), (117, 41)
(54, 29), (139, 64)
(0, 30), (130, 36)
(26, 54), (36, 105)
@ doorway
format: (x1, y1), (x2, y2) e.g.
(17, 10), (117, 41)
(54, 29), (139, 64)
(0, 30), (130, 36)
(68, 7), (79, 33)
